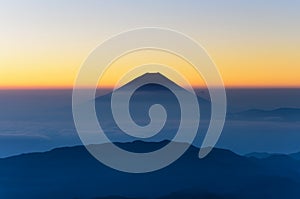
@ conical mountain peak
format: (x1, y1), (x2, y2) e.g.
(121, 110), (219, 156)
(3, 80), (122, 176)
(120, 72), (183, 91)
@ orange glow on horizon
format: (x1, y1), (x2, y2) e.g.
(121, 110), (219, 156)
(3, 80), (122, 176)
(1, 41), (300, 89)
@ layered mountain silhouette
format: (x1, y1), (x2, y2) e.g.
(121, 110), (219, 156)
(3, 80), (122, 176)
(1, 73), (299, 198)
(1, 73), (299, 199)
(1, 141), (300, 199)
(0, 73), (298, 158)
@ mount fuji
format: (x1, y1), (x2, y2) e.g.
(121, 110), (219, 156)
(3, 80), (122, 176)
(94, 72), (211, 144)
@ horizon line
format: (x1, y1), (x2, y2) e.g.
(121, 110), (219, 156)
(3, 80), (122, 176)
(1, 85), (300, 90)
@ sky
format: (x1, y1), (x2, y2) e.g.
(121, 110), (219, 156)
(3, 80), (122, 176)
(0, 0), (300, 88)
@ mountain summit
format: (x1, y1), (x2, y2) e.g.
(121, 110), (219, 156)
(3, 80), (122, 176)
(119, 72), (185, 92)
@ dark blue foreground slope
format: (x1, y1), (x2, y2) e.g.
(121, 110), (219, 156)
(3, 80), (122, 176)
(0, 141), (300, 199)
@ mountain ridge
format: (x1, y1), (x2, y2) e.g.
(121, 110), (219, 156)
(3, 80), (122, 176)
(228, 107), (300, 121)
(1, 141), (300, 199)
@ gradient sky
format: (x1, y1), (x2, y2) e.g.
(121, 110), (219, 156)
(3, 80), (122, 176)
(1, 0), (300, 88)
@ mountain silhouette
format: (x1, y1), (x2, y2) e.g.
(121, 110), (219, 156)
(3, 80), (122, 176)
(1, 141), (300, 199)
(94, 73), (211, 144)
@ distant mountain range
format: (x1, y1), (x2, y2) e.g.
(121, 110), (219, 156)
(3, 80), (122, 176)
(245, 152), (275, 159)
(290, 152), (300, 160)
(247, 151), (300, 160)
(1, 141), (300, 199)
(228, 107), (300, 122)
